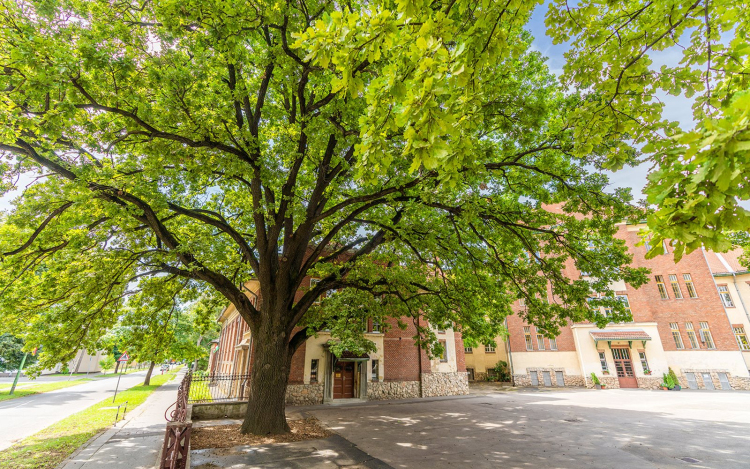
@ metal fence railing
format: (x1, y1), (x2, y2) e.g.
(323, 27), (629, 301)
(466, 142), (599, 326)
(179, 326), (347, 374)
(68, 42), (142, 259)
(187, 373), (251, 403)
(161, 371), (192, 469)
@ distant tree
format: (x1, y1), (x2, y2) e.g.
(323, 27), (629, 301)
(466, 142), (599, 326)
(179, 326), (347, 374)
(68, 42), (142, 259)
(98, 354), (116, 375)
(0, 334), (36, 372)
(101, 298), (219, 385)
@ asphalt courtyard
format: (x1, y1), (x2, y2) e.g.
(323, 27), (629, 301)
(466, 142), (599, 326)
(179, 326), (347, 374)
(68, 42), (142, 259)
(305, 387), (750, 469)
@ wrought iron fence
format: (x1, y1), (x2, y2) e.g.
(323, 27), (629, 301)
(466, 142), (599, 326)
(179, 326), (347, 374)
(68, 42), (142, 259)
(187, 373), (251, 403)
(161, 371), (192, 469)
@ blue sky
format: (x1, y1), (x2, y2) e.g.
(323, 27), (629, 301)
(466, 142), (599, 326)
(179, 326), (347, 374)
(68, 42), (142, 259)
(526, 5), (695, 204)
(1, 7), (695, 212)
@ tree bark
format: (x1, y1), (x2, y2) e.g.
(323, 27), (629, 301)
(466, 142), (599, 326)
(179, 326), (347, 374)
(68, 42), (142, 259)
(240, 321), (292, 435)
(144, 361), (156, 386)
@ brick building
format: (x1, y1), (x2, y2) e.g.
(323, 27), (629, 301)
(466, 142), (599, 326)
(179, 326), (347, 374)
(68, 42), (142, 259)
(208, 278), (469, 405)
(504, 222), (750, 391)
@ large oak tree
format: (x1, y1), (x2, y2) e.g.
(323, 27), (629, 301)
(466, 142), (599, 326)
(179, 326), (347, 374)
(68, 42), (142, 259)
(1, 0), (650, 434)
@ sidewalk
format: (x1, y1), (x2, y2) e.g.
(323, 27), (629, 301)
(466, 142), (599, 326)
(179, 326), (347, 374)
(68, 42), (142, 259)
(59, 369), (184, 469)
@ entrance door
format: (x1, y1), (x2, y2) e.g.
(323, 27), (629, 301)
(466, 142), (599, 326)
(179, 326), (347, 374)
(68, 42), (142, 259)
(333, 361), (355, 398)
(612, 348), (638, 388)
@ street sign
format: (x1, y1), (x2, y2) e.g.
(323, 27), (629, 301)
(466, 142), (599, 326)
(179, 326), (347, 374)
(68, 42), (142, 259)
(117, 352), (129, 362)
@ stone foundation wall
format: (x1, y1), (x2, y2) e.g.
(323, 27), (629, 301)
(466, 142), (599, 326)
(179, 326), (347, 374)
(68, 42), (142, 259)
(729, 377), (750, 390)
(636, 377), (663, 390)
(584, 375), (620, 389)
(563, 375), (586, 387)
(368, 380), (420, 400)
(421, 372), (469, 397)
(513, 374), (531, 386)
(285, 383), (324, 406)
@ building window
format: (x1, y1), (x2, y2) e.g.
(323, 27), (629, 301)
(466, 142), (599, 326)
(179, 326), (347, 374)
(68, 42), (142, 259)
(685, 322), (700, 349)
(371, 359), (379, 381)
(617, 295), (631, 314)
(734, 326), (750, 351)
(310, 359), (319, 383)
(718, 285), (735, 307)
(524, 327), (533, 351)
(655, 275), (669, 299)
(670, 322), (684, 349)
(485, 344), (496, 353)
(668, 274), (683, 299)
(536, 334), (545, 350)
(519, 298), (526, 307)
(683, 274), (698, 298)
(699, 322), (715, 349)
(439, 340), (448, 362)
(662, 239), (670, 254)
(372, 319), (381, 333)
(599, 351), (609, 372)
(464, 347), (473, 354)
(310, 278), (321, 304)
(549, 337), (558, 350)
(638, 351), (650, 374)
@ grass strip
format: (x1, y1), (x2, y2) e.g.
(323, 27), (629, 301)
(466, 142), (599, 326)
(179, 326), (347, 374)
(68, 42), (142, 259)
(0, 369), (179, 469)
(0, 379), (92, 402)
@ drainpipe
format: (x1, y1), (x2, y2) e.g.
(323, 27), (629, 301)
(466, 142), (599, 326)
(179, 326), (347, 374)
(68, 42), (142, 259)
(504, 318), (516, 386)
(417, 315), (423, 398)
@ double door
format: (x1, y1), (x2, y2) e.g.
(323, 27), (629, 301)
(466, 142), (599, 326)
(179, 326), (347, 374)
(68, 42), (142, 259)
(612, 348), (638, 388)
(333, 361), (355, 399)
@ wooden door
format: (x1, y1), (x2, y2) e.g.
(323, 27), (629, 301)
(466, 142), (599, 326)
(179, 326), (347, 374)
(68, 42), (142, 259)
(333, 362), (355, 398)
(612, 348), (638, 388)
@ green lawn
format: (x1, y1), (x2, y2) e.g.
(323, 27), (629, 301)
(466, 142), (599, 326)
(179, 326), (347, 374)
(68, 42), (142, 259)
(0, 379), (93, 402)
(0, 369), (180, 469)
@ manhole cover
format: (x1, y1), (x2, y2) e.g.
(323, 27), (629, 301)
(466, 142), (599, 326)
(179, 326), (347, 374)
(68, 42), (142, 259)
(679, 457), (701, 464)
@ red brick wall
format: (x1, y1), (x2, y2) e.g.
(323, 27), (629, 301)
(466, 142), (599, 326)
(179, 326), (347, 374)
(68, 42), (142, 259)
(454, 330), (467, 372)
(617, 226), (738, 352)
(288, 341), (306, 384)
(383, 316), (431, 381)
(506, 307), (578, 353)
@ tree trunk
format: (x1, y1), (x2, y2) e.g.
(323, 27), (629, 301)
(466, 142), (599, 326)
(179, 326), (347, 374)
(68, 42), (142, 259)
(144, 361), (156, 386)
(240, 322), (292, 435)
(114, 361), (120, 374)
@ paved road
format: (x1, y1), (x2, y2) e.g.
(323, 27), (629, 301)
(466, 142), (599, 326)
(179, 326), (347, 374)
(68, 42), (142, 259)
(0, 370), (150, 451)
(308, 388), (750, 469)
(0, 373), (106, 384)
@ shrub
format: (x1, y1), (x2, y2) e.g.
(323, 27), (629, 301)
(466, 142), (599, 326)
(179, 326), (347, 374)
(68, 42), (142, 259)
(661, 372), (675, 389)
(668, 367), (679, 387)
(493, 361), (511, 382)
(98, 355), (116, 374)
(590, 372), (601, 386)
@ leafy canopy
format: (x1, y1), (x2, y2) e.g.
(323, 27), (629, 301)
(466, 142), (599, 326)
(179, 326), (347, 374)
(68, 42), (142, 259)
(546, 0), (750, 259)
(0, 0), (648, 365)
